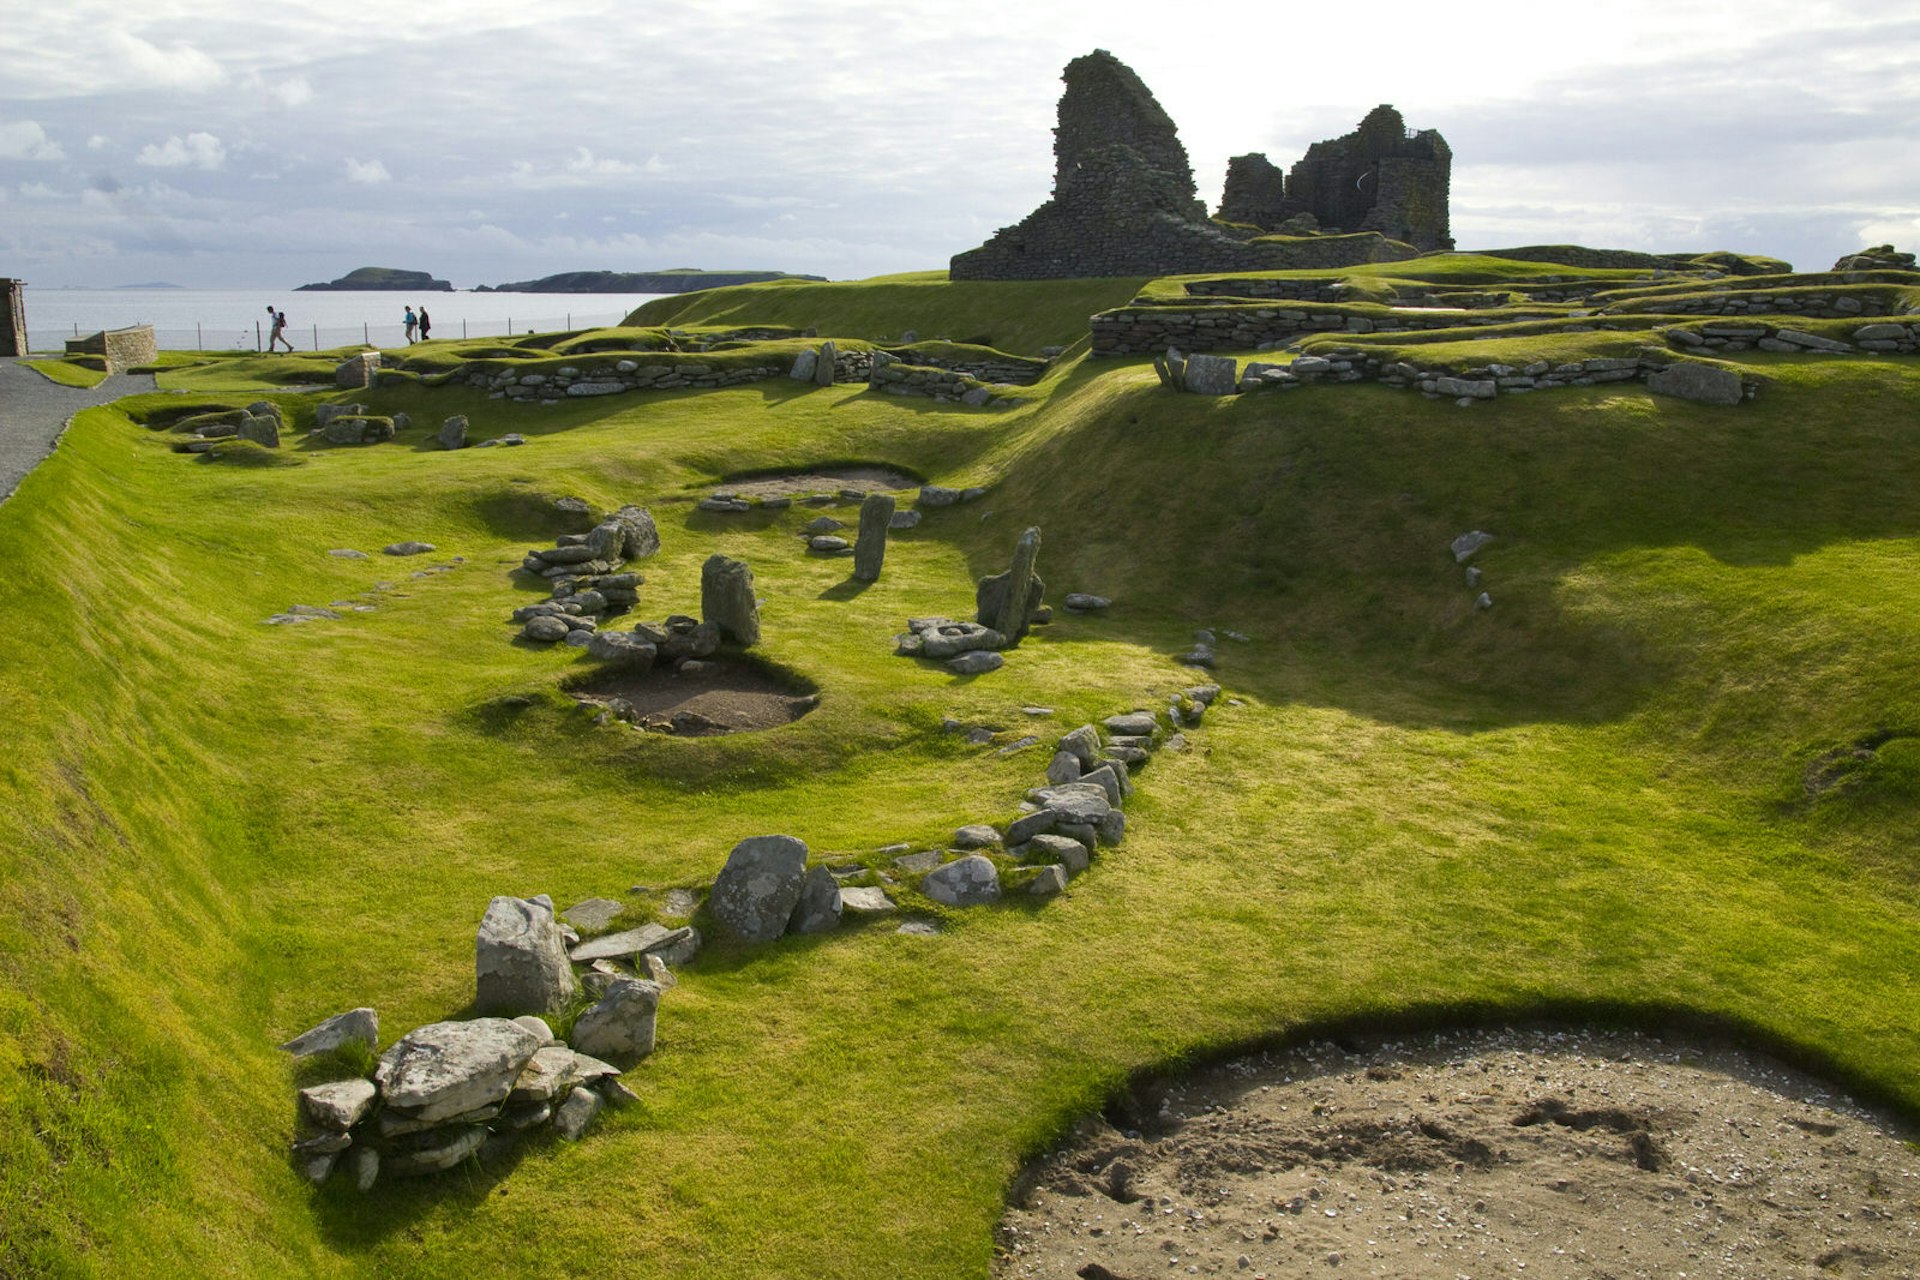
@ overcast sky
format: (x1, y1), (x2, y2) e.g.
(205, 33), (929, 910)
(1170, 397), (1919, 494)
(1, 0), (1915, 288)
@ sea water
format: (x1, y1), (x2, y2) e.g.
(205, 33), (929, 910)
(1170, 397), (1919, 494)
(17, 288), (671, 355)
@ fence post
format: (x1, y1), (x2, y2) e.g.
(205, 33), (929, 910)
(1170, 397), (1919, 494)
(463, 319), (467, 339)
(312, 324), (318, 352)
(364, 322), (369, 347)
(196, 323), (202, 351)
(256, 320), (262, 352)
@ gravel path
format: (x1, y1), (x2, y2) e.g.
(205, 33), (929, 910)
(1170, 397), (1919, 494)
(996, 1025), (1920, 1279)
(0, 357), (158, 503)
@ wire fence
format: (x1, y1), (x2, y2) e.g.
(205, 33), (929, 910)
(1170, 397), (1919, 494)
(23, 308), (640, 356)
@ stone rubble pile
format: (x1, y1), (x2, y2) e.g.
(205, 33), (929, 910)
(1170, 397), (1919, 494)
(170, 401), (286, 453)
(311, 401), (406, 445)
(515, 505), (661, 645)
(893, 527), (1050, 674)
(1452, 530), (1495, 610)
(866, 350), (1005, 406)
(281, 893), (694, 1189)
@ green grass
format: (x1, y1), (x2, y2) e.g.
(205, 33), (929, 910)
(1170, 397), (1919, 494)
(4, 267), (1920, 1277)
(624, 273), (1148, 355)
(23, 357), (109, 388)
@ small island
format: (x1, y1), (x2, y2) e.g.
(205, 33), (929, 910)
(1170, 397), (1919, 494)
(476, 268), (826, 293)
(297, 266), (453, 292)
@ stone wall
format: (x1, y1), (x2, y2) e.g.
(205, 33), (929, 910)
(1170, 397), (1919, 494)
(1090, 302), (1554, 355)
(1279, 106), (1452, 251)
(64, 324), (157, 370)
(1217, 154), (1287, 228)
(1052, 49), (1202, 218)
(1607, 287), (1911, 320)
(0, 279), (24, 357)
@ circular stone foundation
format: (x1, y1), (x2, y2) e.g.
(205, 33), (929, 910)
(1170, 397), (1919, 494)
(995, 1025), (1919, 1279)
(569, 656), (818, 736)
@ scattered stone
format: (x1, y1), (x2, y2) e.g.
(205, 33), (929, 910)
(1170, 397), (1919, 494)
(375, 1019), (542, 1123)
(1027, 865), (1070, 896)
(1646, 361), (1745, 406)
(508, 1044), (584, 1104)
(710, 834), (809, 943)
(1027, 833), (1091, 874)
(327, 549), (370, 559)
(521, 615), (571, 643)
(299, 1078), (377, 1132)
(1046, 750), (1083, 786)
(896, 920), (941, 937)
(893, 849), (944, 873)
(788, 865), (844, 935)
(1450, 531), (1493, 563)
(586, 632), (658, 669)
(384, 541), (436, 557)
(1058, 725), (1101, 768)
(280, 1007), (378, 1058)
(347, 1146), (379, 1192)
(511, 1015), (556, 1044)
(437, 416), (468, 450)
(978, 526), (1045, 644)
(568, 923), (676, 963)
(1475, 591), (1493, 610)
(920, 855), (1001, 907)
(569, 978), (661, 1063)
(953, 824), (1001, 849)
(804, 515), (845, 534)
(475, 896), (578, 1016)
(563, 898), (625, 932)
(840, 886), (896, 914)
(1103, 711), (1158, 738)
(1465, 565), (1483, 588)
(919, 484), (961, 508)
(889, 509), (922, 530)
(996, 735), (1040, 756)
(701, 554), (760, 646)
(949, 651), (1005, 675)
(809, 535), (851, 554)
(385, 1124), (488, 1178)
(552, 1085), (603, 1141)
(1063, 593), (1111, 611)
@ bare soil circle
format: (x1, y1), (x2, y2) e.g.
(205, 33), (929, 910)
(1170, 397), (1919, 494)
(994, 1025), (1920, 1279)
(569, 656), (818, 735)
(719, 465), (919, 498)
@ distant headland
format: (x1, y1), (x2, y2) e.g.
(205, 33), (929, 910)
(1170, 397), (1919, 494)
(476, 268), (827, 293)
(297, 267), (454, 292)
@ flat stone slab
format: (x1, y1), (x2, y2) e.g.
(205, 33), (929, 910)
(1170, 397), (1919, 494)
(568, 923), (693, 963)
(563, 897), (625, 932)
(375, 1019), (541, 1123)
(280, 1007), (378, 1058)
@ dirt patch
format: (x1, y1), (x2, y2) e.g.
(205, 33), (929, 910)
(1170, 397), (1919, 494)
(720, 465), (919, 498)
(995, 1026), (1920, 1279)
(570, 656), (818, 735)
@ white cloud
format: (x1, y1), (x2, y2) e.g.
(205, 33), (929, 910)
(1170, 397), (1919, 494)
(104, 30), (226, 91)
(241, 71), (313, 108)
(344, 157), (391, 185)
(645, 154), (668, 174)
(565, 147), (637, 176)
(87, 134), (108, 150)
(0, 121), (65, 161)
(20, 182), (59, 199)
(137, 132), (226, 170)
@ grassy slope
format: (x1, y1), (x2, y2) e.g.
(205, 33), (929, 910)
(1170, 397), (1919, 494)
(22, 358), (109, 388)
(623, 274), (1148, 355)
(3, 288), (1920, 1276)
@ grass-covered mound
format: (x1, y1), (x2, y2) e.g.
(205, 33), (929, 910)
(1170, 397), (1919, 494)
(3, 257), (1920, 1277)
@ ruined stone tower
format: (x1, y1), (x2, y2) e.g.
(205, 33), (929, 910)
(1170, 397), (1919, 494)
(1279, 105), (1453, 251)
(1051, 49), (1204, 220)
(949, 53), (1440, 281)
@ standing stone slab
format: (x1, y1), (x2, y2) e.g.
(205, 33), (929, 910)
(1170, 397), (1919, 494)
(375, 1019), (542, 1123)
(1181, 353), (1239, 396)
(852, 492), (895, 582)
(610, 505), (661, 559)
(710, 834), (809, 943)
(814, 340), (837, 386)
(1647, 362), (1744, 405)
(552, 1085), (604, 1140)
(980, 526), (1044, 644)
(476, 895), (578, 1016)
(437, 415), (468, 450)
(701, 554), (760, 646)
(788, 865), (843, 935)
(569, 977), (662, 1063)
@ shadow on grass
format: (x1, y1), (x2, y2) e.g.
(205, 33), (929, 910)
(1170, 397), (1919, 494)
(818, 577), (873, 601)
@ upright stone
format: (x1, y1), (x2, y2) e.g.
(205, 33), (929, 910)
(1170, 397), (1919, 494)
(814, 340), (837, 387)
(852, 492), (895, 582)
(437, 415), (468, 450)
(334, 351), (380, 389)
(989, 526), (1044, 643)
(701, 554), (760, 646)
(475, 896), (578, 1016)
(710, 835), (809, 943)
(610, 504), (661, 559)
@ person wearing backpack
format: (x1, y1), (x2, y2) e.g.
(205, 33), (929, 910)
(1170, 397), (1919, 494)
(267, 305), (293, 352)
(404, 306), (418, 343)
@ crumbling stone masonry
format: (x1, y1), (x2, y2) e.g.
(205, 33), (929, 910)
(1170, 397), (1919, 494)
(1277, 105), (1453, 252)
(949, 51), (1439, 281)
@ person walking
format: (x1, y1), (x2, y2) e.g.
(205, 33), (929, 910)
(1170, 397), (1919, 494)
(403, 305), (418, 344)
(267, 307), (293, 352)
(417, 305), (432, 342)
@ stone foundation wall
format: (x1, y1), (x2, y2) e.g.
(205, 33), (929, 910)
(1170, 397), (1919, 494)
(64, 324), (157, 370)
(1090, 304), (1549, 355)
(1610, 288), (1911, 319)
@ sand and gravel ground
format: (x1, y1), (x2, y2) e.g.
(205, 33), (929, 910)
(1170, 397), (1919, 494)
(995, 1026), (1920, 1280)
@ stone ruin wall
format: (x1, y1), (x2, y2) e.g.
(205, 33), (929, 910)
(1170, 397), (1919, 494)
(1, 279), (24, 357)
(64, 324), (157, 371)
(950, 52), (1450, 281)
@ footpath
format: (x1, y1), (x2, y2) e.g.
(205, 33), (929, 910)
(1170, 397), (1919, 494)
(0, 357), (158, 503)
